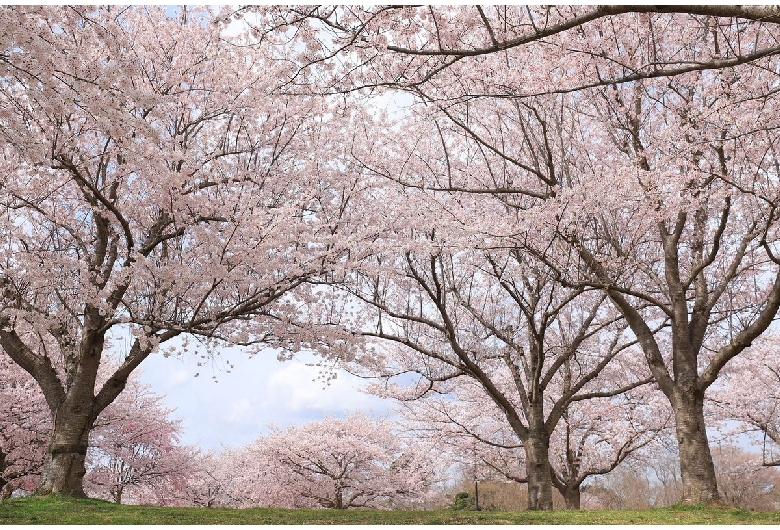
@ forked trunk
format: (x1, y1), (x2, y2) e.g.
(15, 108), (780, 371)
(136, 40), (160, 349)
(673, 390), (720, 505)
(562, 486), (580, 510)
(550, 415), (583, 510)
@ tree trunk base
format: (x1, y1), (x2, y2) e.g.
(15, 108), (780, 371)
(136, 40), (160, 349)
(674, 391), (721, 507)
(36, 448), (88, 498)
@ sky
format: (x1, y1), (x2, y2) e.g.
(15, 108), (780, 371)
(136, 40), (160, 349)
(137, 345), (394, 451)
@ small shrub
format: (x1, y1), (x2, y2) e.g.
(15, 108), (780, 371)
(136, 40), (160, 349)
(453, 492), (471, 510)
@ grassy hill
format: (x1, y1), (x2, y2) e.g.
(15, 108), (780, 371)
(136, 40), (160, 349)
(2, 496), (780, 524)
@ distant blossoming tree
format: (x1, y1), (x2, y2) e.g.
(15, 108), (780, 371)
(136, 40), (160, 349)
(85, 377), (198, 505)
(226, 414), (442, 509)
(0, 353), (48, 498)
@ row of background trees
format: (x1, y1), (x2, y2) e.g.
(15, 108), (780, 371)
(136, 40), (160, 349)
(2, 5), (780, 509)
(3, 349), (780, 509)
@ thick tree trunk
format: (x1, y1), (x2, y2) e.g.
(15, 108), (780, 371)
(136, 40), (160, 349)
(2, 312), (138, 499)
(525, 406), (554, 511)
(36, 401), (95, 497)
(525, 437), (553, 510)
(673, 390), (720, 505)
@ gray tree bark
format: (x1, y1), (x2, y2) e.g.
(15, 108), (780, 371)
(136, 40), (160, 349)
(523, 399), (554, 510)
(562, 486), (581, 510)
(672, 389), (720, 504)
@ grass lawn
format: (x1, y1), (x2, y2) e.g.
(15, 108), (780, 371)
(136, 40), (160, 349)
(2, 496), (780, 525)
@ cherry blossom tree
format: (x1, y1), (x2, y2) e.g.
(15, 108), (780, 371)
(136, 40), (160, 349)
(708, 336), (780, 466)
(129, 449), (238, 508)
(226, 414), (441, 509)
(325, 185), (660, 511)
(398, 366), (670, 509)
(85, 377), (197, 505)
(287, 8), (780, 505)
(0, 6), (364, 496)
(243, 6), (780, 97)
(179, 450), (246, 508)
(5, 5), (780, 508)
(276, 94), (664, 510)
(537, 58), (780, 505)
(0, 352), (49, 498)
(1, 350), (197, 503)
(549, 389), (671, 509)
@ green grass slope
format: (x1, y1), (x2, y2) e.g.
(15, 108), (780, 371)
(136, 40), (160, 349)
(2, 497), (780, 525)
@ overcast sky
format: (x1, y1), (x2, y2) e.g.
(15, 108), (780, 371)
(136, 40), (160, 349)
(137, 346), (394, 451)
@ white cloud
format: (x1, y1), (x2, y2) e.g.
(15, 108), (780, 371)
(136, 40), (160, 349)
(264, 362), (379, 415)
(137, 347), (394, 451)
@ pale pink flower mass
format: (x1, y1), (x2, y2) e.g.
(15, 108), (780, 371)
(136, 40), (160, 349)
(2, 5), (780, 510)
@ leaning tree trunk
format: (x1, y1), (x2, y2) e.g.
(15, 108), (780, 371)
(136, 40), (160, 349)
(672, 388), (720, 505)
(525, 405), (554, 510)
